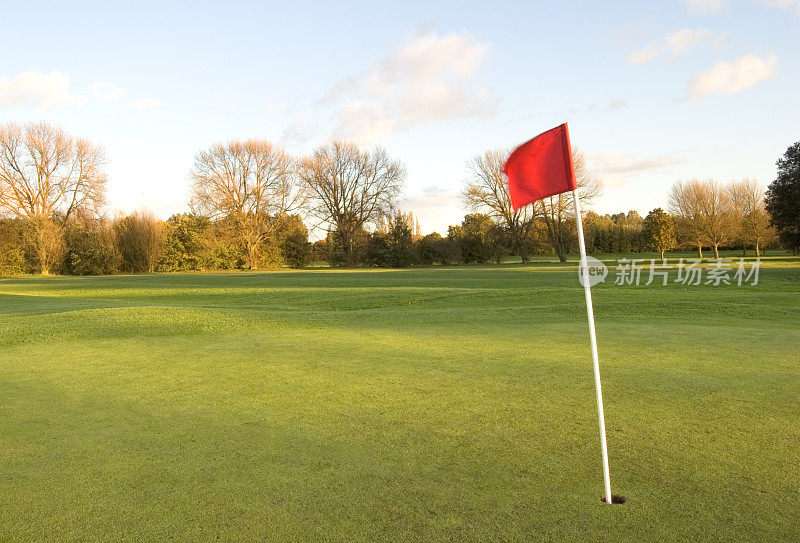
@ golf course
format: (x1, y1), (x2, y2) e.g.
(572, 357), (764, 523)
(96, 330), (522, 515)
(1, 255), (798, 542)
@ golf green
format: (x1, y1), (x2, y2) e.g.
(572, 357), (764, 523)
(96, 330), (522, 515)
(1, 255), (798, 541)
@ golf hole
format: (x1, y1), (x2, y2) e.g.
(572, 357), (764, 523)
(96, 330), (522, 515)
(600, 494), (626, 505)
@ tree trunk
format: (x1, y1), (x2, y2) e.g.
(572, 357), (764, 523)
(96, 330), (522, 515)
(519, 242), (530, 264)
(660, 250), (665, 260)
(36, 226), (50, 276)
(246, 241), (258, 270)
(713, 244), (719, 259)
(511, 226), (530, 264)
(755, 242), (760, 258)
(344, 236), (358, 267)
(697, 244), (703, 259)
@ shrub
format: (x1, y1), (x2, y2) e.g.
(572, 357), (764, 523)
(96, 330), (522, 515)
(366, 233), (392, 267)
(275, 214), (311, 269)
(326, 229), (368, 267)
(449, 214), (494, 263)
(157, 214), (208, 272)
(113, 212), (164, 273)
(387, 215), (416, 267)
(416, 233), (441, 265)
(61, 227), (117, 275)
(435, 237), (463, 265)
(281, 232), (312, 268)
(0, 219), (29, 275)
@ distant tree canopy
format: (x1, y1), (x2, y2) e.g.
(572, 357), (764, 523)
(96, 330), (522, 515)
(670, 178), (777, 258)
(0, 134), (793, 277)
(765, 142), (800, 255)
(61, 220), (117, 276)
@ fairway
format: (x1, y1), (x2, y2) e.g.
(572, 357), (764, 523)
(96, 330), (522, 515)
(1, 258), (799, 542)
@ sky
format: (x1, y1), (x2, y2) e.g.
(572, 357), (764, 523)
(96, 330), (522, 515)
(1, 0), (798, 236)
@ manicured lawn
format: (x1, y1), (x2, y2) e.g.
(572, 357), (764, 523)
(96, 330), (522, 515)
(1, 254), (798, 541)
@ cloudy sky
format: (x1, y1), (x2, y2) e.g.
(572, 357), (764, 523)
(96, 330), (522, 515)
(1, 0), (797, 235)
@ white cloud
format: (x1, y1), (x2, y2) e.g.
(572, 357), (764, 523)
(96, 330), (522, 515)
(129, 98), (164, 110)
(760, 0), (800, 14)
(0, 71), (130, 110)
(628, 43), (663, 65)
(687, 54), (778, 100)
(589, 153), (684, 188)
(323, 29), (497, 146)
(0, 71), (86, 109)
(628, 28), (722, 65)
(680, 0), (726, 14)
(665, 28), (714, 55)
(333, 101), (394, 146)
(608, 98), (628, 110)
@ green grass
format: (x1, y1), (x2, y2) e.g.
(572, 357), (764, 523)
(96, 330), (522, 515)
(1, 254), (799, 541)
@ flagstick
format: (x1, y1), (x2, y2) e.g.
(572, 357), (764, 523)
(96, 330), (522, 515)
(572, 189), (613, 505)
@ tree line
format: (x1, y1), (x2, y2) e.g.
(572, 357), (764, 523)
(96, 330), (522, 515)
(0, 121), (797, 276)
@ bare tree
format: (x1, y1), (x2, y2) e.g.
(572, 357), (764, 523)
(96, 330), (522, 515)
(669, 180), (706, 258)
(696, 180), (732, 259)
(190, 140), (303, 269)
(533, 150), (601, 262)
(463, 149), (538, 263)
(0, 122), (107, 274)
(298, 141), (405, 266)
(728, 178), (775, 257)
(463, 148), (598, 263)
(670, 179), (731, 259)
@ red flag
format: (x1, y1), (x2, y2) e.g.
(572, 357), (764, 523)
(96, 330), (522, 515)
(504, 123), (576, 210)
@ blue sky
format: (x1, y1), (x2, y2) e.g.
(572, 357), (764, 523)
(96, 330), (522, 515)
(1, 0), (798, 235)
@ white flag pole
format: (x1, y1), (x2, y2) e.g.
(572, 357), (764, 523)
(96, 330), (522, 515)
(572, 188), (613, 504)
